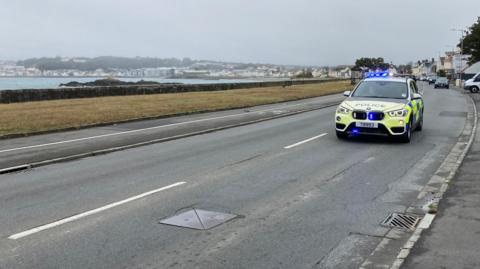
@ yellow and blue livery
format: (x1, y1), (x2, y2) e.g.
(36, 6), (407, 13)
(335, 74), (424, 143)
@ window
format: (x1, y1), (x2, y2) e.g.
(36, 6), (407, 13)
(410, 81), (418, 93)
(352, 81), (408, 99)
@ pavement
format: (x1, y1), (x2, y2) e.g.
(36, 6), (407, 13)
(402, 91), (480, 269)
(0, 82), (471, 269)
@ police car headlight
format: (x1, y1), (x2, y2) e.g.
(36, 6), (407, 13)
(388, 109), (408, 117)
(336, 106), (351, 114)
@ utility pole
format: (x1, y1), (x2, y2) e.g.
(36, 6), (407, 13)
(450, 28), (466, 84)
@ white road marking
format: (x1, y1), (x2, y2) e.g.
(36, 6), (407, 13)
(0, 96), (341, 154)
(8, 181), (186, 240)
(284, 133), (328, 149)
(417, 213), (436, 229)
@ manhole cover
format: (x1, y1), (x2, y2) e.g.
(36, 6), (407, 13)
(439, 111), (468, 118)
(160, 208), (237, 230)
(380, 213), (421, 231)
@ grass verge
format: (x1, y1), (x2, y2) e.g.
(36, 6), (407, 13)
(0, 81), (351, 138)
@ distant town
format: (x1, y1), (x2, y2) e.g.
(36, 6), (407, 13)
(0, 57), (341, 79)
(0, 50), (472, 81)
(411, 50), (470, 78)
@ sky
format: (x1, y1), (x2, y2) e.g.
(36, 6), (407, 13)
(1, 0), (479, 66)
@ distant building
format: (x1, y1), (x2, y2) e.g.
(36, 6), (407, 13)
(434, 51), (471, 79)
(179, 70), (210, 78)
(312, 68), (327, 78)
(328, 66), (352, 78)
(412, 61), (436, 77)
(142, 67), (175, 77)
(453, 54), (469, 74)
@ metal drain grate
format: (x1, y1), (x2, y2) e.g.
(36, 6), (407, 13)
(159, 208), (237, 230)
(381, 213), (421, 231)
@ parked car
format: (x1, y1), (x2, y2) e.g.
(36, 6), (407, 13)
(434, 77), (449, 89)
(464, 72), (480, 93)
(428, 76), (437, 85)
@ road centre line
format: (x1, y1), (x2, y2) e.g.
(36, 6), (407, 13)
(0, 96), (341, 154)
(284, 133), (328, 149)
(8, 181), (186, 240)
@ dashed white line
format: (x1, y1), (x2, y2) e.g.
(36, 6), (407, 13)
(284, 133), (328, 149)
(8, 181), (186, 240)
(0, 96), (341, 154)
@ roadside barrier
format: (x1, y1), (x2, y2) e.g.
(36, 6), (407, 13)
(0, 79), (347, 104)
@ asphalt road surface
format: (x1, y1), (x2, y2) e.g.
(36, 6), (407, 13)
(0, 83), (469, 269)
(0, 94), (344, 171)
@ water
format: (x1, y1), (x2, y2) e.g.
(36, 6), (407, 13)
(0, 77), (288, 90)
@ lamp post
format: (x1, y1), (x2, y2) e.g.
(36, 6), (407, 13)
(450, 28), (466, 84)
(435, 51), (441, 76)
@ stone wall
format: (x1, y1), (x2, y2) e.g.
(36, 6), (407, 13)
(0, 79), (346, 104)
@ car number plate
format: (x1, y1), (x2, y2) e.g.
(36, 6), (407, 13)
(356, 122), (378, 128)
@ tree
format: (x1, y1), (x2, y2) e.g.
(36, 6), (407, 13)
(295, 68), (313, 78)
(354, 57), (390, 70)
(459, 17), (480, 64)
(397, 64), (412, 74)
(437, 70), (446, 77)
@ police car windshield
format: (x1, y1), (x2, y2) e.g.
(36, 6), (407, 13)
(352, 81), (408, 99)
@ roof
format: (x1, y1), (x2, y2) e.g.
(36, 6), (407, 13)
(464, 61), (480, 74)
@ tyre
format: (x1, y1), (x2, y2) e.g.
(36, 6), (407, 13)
(336, 130), (348, 140)
(399, 122), (411, 143)
(415, 113), (423, 131)
(471, 86), (479, 93)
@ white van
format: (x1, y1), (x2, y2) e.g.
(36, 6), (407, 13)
(465, 72), (480, 93)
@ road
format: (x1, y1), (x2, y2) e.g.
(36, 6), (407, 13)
(0, 94), (344, 171)
(0, 83), (470, 269)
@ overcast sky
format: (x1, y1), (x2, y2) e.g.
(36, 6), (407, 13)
(1, 0), (479, 66)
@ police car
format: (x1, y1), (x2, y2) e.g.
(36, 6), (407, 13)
(335, 72), (424, 143)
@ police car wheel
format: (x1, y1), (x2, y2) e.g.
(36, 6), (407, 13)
(336, 130), (348, 139)
(471, 86), (479, 93)
(399, 123), (411, 143)
(416, 115), (423, 131)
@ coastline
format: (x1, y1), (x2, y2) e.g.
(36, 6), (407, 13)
(0, 77), (295, 91)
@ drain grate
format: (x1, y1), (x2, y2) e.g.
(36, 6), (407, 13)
(159, 208), (237, 230)
(381, 213), (421, 231)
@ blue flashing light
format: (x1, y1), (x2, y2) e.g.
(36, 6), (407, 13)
(366, 71), (390, 78)
(352, 128), (359, 135)
(368, 113), (373, 120)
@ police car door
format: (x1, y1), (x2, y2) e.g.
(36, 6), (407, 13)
(409, 80), (420, 123)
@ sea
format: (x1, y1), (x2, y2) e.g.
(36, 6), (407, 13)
(0, 77), (288, 91)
